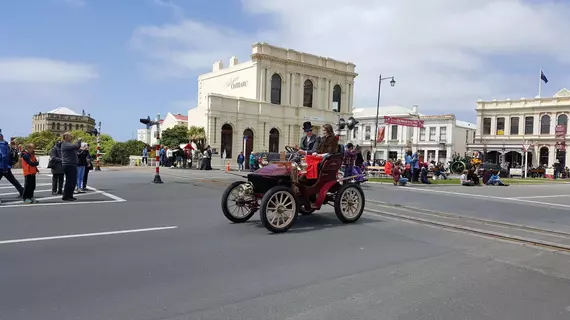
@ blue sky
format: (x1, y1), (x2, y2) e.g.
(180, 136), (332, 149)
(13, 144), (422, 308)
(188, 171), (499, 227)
(1, 0), (569, 141)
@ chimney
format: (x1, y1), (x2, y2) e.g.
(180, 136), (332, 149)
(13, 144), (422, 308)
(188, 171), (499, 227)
(412, 105), (418, 114)
(229, 56), (239, 67)
(213, 60), (224, 72)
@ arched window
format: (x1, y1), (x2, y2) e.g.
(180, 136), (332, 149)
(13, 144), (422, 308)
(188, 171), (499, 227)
(269, 128), (279, 152)
(80, 124), (84, 130)
(76, 124), (79, 130)
(332, 85), (341, 112)
(57, 123), (60, 130)
(52, 123), (55, 130)
(558, 114), (568, 135)
(303, 79), (313, 108)
(64, 123), (68, 131)
(220, 124), (233, 159)
(540, 115), (551, 134)
(539, 146), (549, 166)
(270, 74), (282, 105)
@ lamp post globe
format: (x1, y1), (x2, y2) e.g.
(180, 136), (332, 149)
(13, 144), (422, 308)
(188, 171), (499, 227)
(390, 78), (396, 87)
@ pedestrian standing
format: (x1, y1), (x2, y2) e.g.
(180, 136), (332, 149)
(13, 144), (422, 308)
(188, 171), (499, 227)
(82, 150), (93, 191)
(237, 151), (244, 171)
(61, 132), (82, 201)
(249, 151), (256, 172)
(76, 142), (90, 194)
(48, 141), (64, 195)
(0, 132), (24, 204)
(142, 147), (148, 166)
(21, 143), (39, 204)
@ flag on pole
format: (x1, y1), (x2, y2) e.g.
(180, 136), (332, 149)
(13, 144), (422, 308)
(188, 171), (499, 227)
(541, 70), (548, 83)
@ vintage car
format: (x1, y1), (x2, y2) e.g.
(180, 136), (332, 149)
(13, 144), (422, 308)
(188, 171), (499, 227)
(221, 146), (365, 233)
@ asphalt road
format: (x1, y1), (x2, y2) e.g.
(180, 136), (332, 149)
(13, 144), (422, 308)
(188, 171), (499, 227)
(2, 168), (570, 320)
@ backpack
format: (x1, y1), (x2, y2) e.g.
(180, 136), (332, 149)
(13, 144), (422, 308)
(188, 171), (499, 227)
(9, 147), (19, 166)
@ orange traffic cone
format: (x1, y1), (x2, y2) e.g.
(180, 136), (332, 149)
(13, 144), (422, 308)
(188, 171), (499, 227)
(226, 160), (231, 172)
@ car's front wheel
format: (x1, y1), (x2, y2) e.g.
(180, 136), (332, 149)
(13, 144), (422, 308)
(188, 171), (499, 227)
(259, 186), (298, 233)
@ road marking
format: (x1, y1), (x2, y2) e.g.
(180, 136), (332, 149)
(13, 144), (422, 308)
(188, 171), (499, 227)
(86, 186), (127, 202)
(397, 187), (570, 209)
(508, 194), (569, 199)
(0, 199), (123, 209)
(0, 183), (51, 189)
(0, 226), (178, 245)
(0, 189), (52, 196)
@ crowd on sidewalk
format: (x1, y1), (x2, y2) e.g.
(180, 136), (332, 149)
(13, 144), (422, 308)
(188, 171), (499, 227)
(0, 131), (93, 205)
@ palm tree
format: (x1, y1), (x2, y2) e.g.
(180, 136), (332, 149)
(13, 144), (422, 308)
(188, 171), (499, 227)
(188, 126), (206, 151)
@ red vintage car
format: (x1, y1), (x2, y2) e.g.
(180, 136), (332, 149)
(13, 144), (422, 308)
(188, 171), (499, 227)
(221, 146), (365, 233)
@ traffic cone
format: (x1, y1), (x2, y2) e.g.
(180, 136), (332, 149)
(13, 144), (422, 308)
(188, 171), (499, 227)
(226, 160), (230, 172)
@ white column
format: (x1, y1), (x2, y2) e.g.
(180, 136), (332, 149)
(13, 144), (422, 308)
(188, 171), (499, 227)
(328, 80), (332, 111)
(550, 114), (556, 135)
(265, 69), (272, 102)
(288, 73), (293, 105)
(519, 116), (524, 135)
(423, 149), (427, 162)
(259, 67), (266, 101)
(299, 73), (304, 107)
(490, 116), (497, 135)
(435, 149), (439, 163)
(533, 114), (540, 135)
(548, 145), (556, 166)
(504, 117), (511, 135)
(348, 83), (353, 112)
(446, 146), (452, 164)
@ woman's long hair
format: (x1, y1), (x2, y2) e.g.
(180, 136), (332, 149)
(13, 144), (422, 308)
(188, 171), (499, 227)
(322, 124), (334, 137)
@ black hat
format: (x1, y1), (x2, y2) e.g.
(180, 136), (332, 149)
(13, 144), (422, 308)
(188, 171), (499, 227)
(302, 121), (313, 132)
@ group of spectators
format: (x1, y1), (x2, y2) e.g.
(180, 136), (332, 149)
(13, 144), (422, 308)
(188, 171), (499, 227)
(0, 131), (93, 205)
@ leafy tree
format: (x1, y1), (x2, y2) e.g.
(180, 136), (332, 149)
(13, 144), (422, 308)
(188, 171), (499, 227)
(105, 140), (147, 165)
(161, 124), (189, 148)
(69, 130), (116, 157)
(24, 131), (58, 154)
(188, 126), (206, 151)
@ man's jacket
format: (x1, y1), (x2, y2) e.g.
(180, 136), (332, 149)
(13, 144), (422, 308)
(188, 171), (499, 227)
(299, 135), (320, 154)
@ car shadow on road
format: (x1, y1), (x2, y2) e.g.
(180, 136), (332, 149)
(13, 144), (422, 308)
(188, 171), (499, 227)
(244, 213), (382, 234)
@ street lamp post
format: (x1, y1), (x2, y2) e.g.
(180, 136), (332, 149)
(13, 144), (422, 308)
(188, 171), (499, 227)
(373, 75), (396, 162)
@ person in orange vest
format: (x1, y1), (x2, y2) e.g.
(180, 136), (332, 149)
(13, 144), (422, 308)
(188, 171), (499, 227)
(21, 143), (40, 204)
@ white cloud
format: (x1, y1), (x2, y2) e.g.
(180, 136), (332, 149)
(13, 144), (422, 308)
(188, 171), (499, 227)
(131, 0), (570, 117)
(0, 58), (98, 84)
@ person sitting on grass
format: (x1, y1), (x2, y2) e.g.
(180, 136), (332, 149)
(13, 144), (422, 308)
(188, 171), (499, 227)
(460, 170), (475, 186)
(486, 170), (509, 186)
(392, 160), (408, 186)
(467, 169), (481, 186)
(420, 162), (432, 184)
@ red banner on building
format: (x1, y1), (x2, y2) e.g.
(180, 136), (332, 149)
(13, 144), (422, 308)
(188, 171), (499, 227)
(376, 127), (385, 143)
(384, 116), (424, 128)
(555, 125), (567, 138)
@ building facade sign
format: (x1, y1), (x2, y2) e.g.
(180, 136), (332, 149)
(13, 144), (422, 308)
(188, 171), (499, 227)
(226, 77), (248, 89)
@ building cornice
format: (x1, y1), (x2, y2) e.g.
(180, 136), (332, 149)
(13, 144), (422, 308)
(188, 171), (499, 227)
(251, 53), (358, 78)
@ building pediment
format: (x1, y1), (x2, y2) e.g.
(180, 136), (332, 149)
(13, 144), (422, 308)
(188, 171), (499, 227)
(554, 88), (570, 98)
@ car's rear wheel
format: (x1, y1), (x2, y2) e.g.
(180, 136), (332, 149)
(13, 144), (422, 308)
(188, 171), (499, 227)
(221, 181), (257, 223)
(334, 183), (365, 223)
(260, 186), (298, 233)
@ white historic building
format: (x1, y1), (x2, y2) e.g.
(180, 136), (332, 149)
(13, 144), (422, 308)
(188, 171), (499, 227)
(352, 106), (475, 164)
(137, 112), (188, 145)
(468, 88), (570, 168)
(187, 42), (357, 162)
